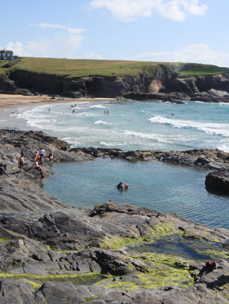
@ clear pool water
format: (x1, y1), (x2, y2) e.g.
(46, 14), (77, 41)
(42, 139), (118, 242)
(44, 158), (229, 229)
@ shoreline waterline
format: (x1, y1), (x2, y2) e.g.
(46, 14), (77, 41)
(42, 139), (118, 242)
(0, 93), (116, 109)
(0, 94), (116, 131)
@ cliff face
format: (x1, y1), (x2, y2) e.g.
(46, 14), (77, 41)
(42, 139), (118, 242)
(165, 73), (229, 102)
(1, 67), (229, 102)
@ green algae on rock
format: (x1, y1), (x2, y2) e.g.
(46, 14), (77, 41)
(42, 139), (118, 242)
(0, 272), (104, 292)
(96, 252), (195, 290)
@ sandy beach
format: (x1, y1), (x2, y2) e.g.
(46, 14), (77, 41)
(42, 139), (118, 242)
(0, 93), (116, 130)
(0, 94), (68, 130)
(0, 93), (116, 109)
(0, 94), (54, 109)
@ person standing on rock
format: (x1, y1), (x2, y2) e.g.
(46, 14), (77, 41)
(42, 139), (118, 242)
(18, 153), (24, 173)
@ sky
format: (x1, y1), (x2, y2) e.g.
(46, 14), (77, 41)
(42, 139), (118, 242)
(1, 0), (229, 67)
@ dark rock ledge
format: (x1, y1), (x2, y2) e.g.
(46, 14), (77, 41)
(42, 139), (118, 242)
(70, 146), (229, 170)
(0, 129), (229, 303)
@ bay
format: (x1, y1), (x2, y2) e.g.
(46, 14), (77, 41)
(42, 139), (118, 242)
(11, 100), (229, 229)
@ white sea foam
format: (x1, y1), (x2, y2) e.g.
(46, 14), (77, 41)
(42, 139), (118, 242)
(90, 105), (106, 109)
(149, 115), (229, 137)
(124, 130), (174, 143)
(217, 144), (229, 153)
(77, 112), (99, 117)
(100, 141), (127, 146)
(94, 120), (113, 125)
(219, 102), (229, 106)
(62, 137), (91, 147)
(194, 101), (205, 104)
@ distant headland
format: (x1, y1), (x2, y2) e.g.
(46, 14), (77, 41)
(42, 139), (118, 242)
(1, 57), (229, 103)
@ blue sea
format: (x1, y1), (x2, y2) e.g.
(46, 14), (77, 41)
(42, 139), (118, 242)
(16, 100), (229, 151)
(12, 100), (229, 228)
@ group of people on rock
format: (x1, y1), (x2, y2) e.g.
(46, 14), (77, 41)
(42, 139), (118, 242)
(34, 148), (54, 164)
(117, 181), (129, 190)
(18, 147), (54, 184)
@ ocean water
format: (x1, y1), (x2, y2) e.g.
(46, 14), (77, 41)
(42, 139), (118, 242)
(16, 100), (229, 152)
(11, 100), (229, 229)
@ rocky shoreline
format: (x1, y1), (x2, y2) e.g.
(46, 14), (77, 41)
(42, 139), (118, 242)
(1, 129), (229, 303)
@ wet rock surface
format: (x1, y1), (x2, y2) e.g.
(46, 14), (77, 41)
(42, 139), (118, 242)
(0, 129), (229, 303)
(69, 147), (229, 170)
(0, 201), (229, 303)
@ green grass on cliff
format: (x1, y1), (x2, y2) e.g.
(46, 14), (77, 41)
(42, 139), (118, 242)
(178, 63), (229, 76)
(0, 57), (229, 78)
(5, 57), (172, 78)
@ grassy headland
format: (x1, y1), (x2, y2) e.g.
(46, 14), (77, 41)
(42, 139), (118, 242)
(0, 57), (229, 78)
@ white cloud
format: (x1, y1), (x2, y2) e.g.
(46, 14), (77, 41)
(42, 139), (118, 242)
(89, 0), (208, 22)
(4, 35), (83, 59)
(90, 0), (159, 22)
(3, 23), (86, 58)
(121, 44), (229, 67)
(158, 0), (207, 21)
(32, 23), (85, 34)
(5, 41), (31, 56)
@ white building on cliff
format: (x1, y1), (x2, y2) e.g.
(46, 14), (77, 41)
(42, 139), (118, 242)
(0, 50), (18, 60)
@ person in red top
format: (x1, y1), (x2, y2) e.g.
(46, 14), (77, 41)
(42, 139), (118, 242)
(34, 151), (39, 161)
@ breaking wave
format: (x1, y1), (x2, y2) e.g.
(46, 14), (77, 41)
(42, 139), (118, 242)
(94, 120), (113, 125)
(149, 116), (229, 137)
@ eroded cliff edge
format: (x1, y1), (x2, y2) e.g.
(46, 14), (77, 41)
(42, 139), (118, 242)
(1, 60), (229, 102)
(0, 129), (229, 303)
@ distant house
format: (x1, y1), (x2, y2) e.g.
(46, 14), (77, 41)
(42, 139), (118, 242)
(0, 50), (18, 60)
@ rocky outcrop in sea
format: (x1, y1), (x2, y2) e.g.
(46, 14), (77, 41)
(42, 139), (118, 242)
(1, 129), (229, 303)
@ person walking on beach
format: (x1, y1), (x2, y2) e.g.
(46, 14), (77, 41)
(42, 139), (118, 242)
(18, 153), (24, 172)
